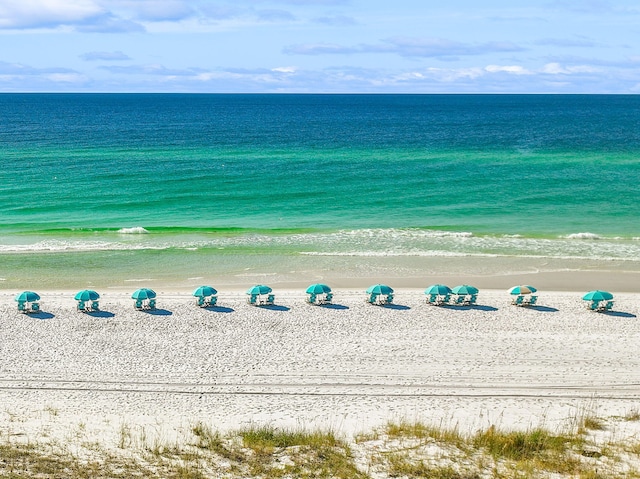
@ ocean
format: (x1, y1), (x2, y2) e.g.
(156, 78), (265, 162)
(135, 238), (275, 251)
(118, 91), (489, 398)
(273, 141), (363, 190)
(2, 93), (640, 290)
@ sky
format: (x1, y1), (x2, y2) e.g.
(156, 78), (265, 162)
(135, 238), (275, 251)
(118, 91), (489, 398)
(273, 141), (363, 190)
(1, 0), (639, 93)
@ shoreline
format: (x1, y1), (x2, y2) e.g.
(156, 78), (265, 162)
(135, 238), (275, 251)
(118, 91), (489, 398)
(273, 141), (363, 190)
(4, 241), (640, 292)
(4, 266), (640, 294)
(3, 283), (640, 304)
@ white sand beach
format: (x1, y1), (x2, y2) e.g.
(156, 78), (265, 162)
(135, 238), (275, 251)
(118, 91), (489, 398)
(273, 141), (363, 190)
(1, 285), (640, 460)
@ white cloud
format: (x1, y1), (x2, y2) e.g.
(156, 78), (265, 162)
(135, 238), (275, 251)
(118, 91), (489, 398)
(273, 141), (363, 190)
(432, 67), (486, 82)
(256, 9), (296, 22)
(45, 72), (88, 83)
(0, 60), (77, 75)
(565, 65), (600, 73)
(271, 66), (297, 73)
(0, 2), (636, 92)
(0, 60), (89, 91)
(485, 65), (532, 75)
(284, 43), (358, 55)
(0, 0), (304, 32)
(312, 15), (356, 26)
(192, 71), (240, 82)
(541, 62), (568, 74)
(535, 37), (597, 48)
(0, 0), (104, 29)
(115, 0), (195, 22)
(395, 72), (425, 80)
(285, 37), (524, 59)
(100, 63), (196, 76)
(80, 51), (131, 61)
(542, 62), (600, 74)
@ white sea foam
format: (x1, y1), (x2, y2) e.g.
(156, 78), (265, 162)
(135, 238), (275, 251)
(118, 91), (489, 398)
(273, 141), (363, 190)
(0, 240), (166, 253)
(117, 227), (149, 234)
(299, 250), (638, 262)
(2, 227), (640, 261)
(300, 251), (483, 258)
(0, 241), (107, 253)
(562, 232), (602, 240)
(339, 228), (474, 238)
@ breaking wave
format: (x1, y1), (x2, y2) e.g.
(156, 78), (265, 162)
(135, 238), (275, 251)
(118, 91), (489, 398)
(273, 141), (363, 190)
(562, 232), (602, 240)
(1, 227), (640, 261)
(117, 227), (149, 234)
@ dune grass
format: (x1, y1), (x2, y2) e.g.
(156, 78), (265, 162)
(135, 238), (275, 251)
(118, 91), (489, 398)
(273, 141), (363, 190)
(191, 422), (366, 478)
(384, 419), (465, 447)
(580, 415), (607, 432)
(2, 413), (640, 478)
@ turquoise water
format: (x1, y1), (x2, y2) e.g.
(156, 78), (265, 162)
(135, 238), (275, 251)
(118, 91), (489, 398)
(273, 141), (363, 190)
(2, 94), (640, 288)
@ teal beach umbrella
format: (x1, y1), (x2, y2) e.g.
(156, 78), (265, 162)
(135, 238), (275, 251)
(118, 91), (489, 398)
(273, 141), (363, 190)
(131, 288), (156, 300)
(306, 283), (332, 295)
(582, 290), (613, 301)
(366, 284), (394, 295)
(424, 284), (452, 295)
(246, 284), (272, 295)
(15, 291), (40, 302)
(508, 285), (537, 295)
(452, 285), (479, 295)
(74, 289), (100, 301)
(193, 285), (217, 297)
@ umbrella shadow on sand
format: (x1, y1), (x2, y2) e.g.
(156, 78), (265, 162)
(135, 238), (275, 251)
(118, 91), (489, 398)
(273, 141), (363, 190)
(204, 305), (235, 314)
(85, 310), (116, 318)
(143, 308), (173, 316)
(602, 310), (636, 318)
(444, 304), (498, 312)
(319, 303), (349, 310)
(528, 305), (559, 313)
(382, 303), (411, 310)
(470, 305), (499, 311)
(28, 311), (55, 320)
(260, 304), (290, 312)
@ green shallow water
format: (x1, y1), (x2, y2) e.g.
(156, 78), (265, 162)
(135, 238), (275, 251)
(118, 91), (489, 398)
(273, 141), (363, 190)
(1, 94), (640, 288)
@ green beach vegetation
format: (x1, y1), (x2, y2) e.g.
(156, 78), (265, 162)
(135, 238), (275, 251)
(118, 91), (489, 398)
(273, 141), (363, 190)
(2, 410), (640, 478)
